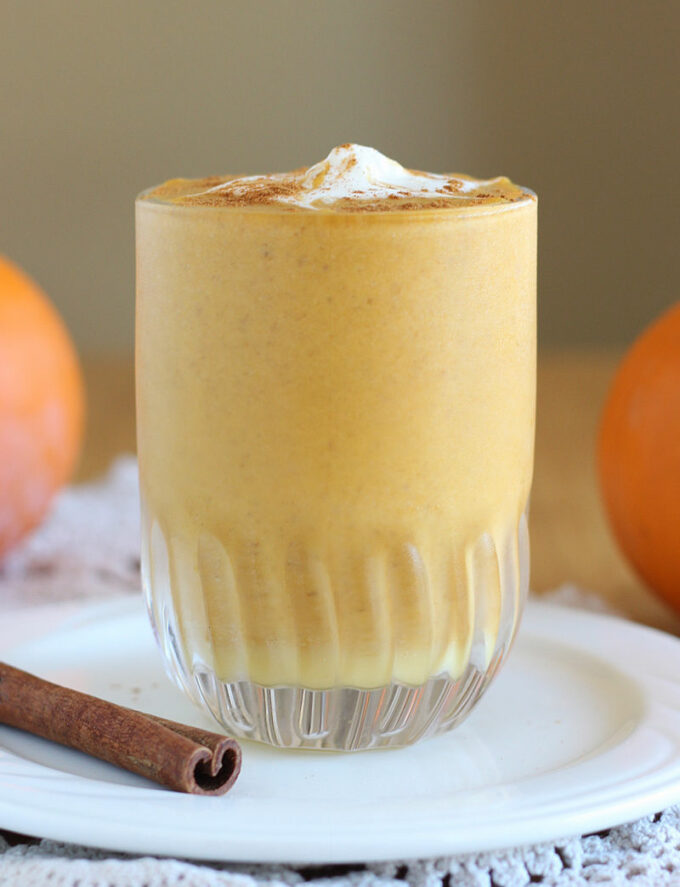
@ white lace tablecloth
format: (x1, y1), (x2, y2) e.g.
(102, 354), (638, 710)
(1, 458), (679, 887)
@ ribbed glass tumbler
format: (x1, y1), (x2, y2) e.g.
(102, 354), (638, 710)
(135, 190), (537, 750)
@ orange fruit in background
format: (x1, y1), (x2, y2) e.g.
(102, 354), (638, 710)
(598, 302), (680, 609)
(0, 256), (84, 559)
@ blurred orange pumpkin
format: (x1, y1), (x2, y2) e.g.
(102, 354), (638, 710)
(598, 302), (680, 608)
(0, 256), (84, 558)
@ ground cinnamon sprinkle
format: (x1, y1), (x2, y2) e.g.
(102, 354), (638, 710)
(141, 153), (534, 213)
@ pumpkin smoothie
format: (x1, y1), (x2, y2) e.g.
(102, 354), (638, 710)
(136, 145), (536, 745)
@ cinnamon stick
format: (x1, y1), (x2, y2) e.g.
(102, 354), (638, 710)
(0, 662), (241, 795)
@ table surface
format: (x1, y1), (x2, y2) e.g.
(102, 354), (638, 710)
(77, 352), (680, 635)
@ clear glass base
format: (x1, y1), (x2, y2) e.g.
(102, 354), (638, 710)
(183, 663), (506, 751)
(143, 510), (529, 750)
(147, 587), (517, 750)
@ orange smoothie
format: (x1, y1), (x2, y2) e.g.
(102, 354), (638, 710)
(136, 145), (536, 747)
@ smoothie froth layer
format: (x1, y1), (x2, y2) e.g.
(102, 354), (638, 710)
(141, 144), (534, 213)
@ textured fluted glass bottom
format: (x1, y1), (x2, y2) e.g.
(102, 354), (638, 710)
(193, 674), (503, 750)
(148, 604), (516, 750)
(142, 509), (529, 750)
(183, 663), (506, 751)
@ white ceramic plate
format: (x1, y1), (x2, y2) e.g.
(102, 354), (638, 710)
(1, 596), (680, 863)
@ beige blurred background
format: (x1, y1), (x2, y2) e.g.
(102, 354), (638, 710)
(1, 0), (679, 353)
(2, 0), (680, 628)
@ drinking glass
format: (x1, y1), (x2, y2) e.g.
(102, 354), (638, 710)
(135, 189), (537, 750)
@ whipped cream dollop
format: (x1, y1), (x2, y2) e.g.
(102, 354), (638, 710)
(244, 144), (494, 208)
(146, 145), (533, 212)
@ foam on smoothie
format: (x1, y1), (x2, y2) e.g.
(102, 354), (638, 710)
(144, 144), (534, 212)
